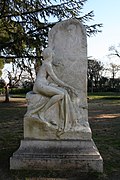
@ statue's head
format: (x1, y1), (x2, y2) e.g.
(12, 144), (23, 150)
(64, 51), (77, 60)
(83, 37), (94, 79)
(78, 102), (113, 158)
(42, 47), (54, 59)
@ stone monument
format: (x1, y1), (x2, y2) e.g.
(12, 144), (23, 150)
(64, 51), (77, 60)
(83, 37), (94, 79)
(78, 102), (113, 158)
(10, 19), (103, 174)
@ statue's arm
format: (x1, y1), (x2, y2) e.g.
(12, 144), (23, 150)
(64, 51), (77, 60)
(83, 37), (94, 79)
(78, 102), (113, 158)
(46, 63), (68, 87)
(46, 63), (78, 96)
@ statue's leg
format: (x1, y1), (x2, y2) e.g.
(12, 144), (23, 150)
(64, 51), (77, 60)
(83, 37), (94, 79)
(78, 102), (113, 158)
(41, 94), (64, 112)
(36, 86), (65, 121)
(35, 84), (64, 97)
(57, 98), (65, 131)
(39, 94), (64, 122)
(63, 91), (77, 131)
(67, 95), (77, 127)
(59, 100), (64, 120)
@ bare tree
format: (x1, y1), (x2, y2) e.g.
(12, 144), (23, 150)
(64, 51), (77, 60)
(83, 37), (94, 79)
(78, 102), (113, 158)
(107, 63), (120, 89)
(109, 45), (120, 58)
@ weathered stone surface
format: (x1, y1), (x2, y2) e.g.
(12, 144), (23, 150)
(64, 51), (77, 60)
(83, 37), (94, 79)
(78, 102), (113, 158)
(24, 116), (91, 140)
(10, 140), (103, 173)
(48, 19), (88, 121)
(48, 19), (87, 99)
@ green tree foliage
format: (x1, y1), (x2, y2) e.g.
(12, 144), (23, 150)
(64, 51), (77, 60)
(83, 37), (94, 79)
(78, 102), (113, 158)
(0, 0), (102, 71)
(0, 59), (4, 76)
(0, 78), (9, 102)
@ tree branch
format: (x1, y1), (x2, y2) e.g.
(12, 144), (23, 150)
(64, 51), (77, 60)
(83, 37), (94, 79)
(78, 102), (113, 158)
(0, 3), (67, 19)
(0, 55), (42, 59)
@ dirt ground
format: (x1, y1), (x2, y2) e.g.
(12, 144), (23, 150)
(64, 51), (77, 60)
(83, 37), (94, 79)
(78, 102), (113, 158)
(88, 98), (120, 180)
(0, 95), (120, 180)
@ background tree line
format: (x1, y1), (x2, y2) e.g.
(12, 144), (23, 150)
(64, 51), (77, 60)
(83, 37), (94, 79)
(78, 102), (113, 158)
(1, 57), (120, 96)
(88, 58), (120, 93)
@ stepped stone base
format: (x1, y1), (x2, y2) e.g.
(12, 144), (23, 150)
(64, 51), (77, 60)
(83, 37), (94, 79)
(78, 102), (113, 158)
(10, 139), (103, 173)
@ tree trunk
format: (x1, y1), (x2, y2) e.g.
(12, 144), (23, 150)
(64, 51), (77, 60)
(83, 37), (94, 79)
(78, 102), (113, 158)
(112, 71), (115, 89)
(4, 84), (9, 102)
(34, 47), (42, 75)
(90, 76), (94, 93)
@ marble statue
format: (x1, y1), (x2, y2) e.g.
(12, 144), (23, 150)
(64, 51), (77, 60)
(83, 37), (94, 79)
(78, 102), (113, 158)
(24, 19), (91, 140)
(32, 47), (78, 132)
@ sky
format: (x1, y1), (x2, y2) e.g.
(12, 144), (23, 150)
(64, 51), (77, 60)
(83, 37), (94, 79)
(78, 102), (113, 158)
(84, 0), (120, 65)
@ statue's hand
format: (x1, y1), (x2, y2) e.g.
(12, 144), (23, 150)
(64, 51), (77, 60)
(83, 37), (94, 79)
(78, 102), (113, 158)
(65, 86), (78, 97)
(70, 87), (78, 97)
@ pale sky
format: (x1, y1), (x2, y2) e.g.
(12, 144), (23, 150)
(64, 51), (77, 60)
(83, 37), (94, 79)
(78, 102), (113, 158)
(84, 0), (120, 64)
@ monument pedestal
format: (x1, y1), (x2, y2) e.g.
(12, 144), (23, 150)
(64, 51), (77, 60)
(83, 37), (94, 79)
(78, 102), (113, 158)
(10, 139), (103, 173)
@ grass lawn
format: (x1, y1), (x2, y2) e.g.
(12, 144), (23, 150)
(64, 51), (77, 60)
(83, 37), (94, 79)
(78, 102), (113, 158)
(0, 93), (120, 180)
